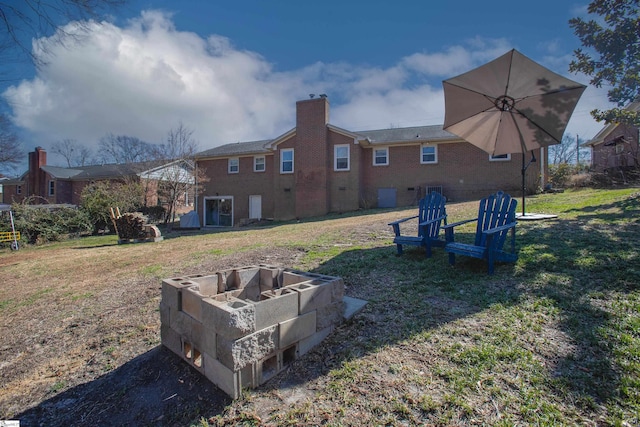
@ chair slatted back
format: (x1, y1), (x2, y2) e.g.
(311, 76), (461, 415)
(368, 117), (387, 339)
(418, 191), (447, 239)
(474, 191), (517, 249)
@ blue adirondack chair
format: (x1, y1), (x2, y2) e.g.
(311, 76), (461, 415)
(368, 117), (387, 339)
(444, 191), (517, 274)
(388, 191), (447, 257)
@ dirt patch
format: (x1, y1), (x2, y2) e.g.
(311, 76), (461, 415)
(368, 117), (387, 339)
(0, 209), (411, 425)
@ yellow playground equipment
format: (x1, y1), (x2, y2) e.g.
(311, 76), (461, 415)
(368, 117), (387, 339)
(0, 204), (20, 250)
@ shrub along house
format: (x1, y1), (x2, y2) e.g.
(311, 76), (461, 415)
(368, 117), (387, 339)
(195, 96), (548, 227)
(583, 102), (640, 173)
(1, 147), (194, 211)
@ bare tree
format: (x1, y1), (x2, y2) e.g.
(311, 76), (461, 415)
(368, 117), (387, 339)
(50, 138), (92, 167)
(548, 134), (590, 165)
(153, 122), (207, 223)
(0, 0), (125, 68)
(0, 113), (21, 173)
(98, 133), (156, 164)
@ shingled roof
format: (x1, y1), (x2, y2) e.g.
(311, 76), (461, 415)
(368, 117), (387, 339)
(195, 125), (459, 158)
(41, 161), (166, 181)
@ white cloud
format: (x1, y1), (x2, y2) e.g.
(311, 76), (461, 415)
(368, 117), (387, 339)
(4, 11), (302, 152)
(2, 10), (613, 162)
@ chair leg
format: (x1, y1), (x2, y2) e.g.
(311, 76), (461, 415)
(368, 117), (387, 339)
(448, 252), (455, 265)
(487, 251), (495, 275)
(396, 244), (403, 255)
(425, 240), (432, 258)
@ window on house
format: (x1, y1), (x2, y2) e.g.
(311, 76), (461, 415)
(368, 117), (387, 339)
(615, 144), (624, 154)
(228, 158), (239, 174)
(334, 144), (350, 171)
(48, 180), (55, 196)
(280, 149), (294, 173)
(421, 144), (438, 164)
(17, 185), (22, 194)
(254, 156), (265, 172)
(373, 147), (389, 166)
(489, 153), (511, 161)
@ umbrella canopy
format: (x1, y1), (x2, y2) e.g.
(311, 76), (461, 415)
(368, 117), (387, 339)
(443, 49), (586, 215)
(443, 49), (586, 156)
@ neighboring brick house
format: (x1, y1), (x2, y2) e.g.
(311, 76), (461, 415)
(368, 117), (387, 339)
(583, 102), (640, 173)
(1, 147), (194, 210)
(195, 97), (546, 227)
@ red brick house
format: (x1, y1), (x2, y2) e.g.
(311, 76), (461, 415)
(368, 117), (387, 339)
(583, 102), (640, 173)
(195, 97), (547, 226)
(1, 147), (194, 210)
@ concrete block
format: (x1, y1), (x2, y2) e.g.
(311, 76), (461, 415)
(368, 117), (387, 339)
(282, 271), (308, 286)
(330, 277), (345, 303)
(203, 352), (241, 399)
(257, 351), (282, 384)
(216, 271), (227, 293)
(202, 296), (256, 339)
(186, 274), (219, 296)
(182, 340), (204, 372)
(343, 296), (368, 320)
(201, 329), (216, 359)
(316, 300), (345, 331)
(159, 302), (171, 326)
(170, 309), (194, 337)
(239, 283), (261, 302)
(227, 267), (260, 290)
(160, 324), (182, 356)
(182, 286), (203, 321)
(258, 267), (279, 292)
(189, 318), (204, 348)
(161, 278), (193, 311)
(288, 281), (332, 314)
(279, 310), (316, 349)
(298, 326), (334, 357)
(240, 363), (256, 389)
(252, 288), (299, 331)
(217, 325), (279, 371)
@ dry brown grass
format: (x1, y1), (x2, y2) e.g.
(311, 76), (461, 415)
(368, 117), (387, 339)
(1, 190), (639, 426)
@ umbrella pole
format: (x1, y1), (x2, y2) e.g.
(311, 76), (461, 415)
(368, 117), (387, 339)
(521, 151), (537, 216)
(522, 154), (526, 216)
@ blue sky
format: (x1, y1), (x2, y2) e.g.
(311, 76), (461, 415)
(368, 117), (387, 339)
(1, 0), (613, 170)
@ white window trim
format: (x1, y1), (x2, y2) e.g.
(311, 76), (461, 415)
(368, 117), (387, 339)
(228, 158), (239, 174)
(334, 144), (350, 171)
(254, 156), (265, 172)
(280, 148), (294, 174)
(420, 144), (438, 164)
(373, 147), (389, 166)
(17, 185), (22, 194)
(48, 180), (55, 196)
(489, 153), (511, 161)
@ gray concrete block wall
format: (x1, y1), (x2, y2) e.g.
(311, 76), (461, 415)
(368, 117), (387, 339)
(160, 265), (346, 399)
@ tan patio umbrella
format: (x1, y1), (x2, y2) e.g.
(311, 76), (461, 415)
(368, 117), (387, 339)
(443, 49), (586, 216)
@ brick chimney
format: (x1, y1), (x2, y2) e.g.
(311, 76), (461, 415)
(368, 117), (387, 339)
(28, 147), (47, 200)
(294, 96), (330, 218)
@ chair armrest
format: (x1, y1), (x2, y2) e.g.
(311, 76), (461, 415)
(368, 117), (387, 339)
(419, 214), (447, 227)
(483, 222), (516, 235)
(442, 217), (477, 230)
(388, 215), (418, 226)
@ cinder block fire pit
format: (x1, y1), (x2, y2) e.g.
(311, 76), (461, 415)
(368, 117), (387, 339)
(160, 265), (359, 398)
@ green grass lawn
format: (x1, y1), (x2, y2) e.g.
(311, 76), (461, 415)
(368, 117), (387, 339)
(208, 188), (640, 426)
(1, 187), (638, 426)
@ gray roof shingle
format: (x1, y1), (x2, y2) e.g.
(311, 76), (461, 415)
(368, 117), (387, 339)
(355, 125), (458, 144)
(195, 125), (459, 158)
(196, 140), (271, 158)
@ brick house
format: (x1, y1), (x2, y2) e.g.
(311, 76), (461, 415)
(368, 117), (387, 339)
(1, 147), (194, 210)
(583, 102), (640, 173)
(195, 96), (547, 227)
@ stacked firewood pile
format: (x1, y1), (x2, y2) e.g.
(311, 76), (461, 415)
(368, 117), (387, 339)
(115, 212), (148, 240)
(109, 208), (162, 242)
